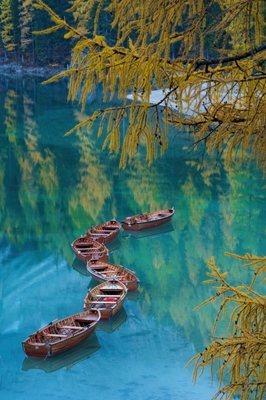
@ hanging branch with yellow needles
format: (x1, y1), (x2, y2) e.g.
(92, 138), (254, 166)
(187, 255), (266, 400)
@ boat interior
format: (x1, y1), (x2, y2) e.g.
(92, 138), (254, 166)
(29, 316), (97, 345)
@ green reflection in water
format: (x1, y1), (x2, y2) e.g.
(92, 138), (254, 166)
(0, 75), (266, 399)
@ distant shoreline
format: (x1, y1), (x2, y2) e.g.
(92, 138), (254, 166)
(0, 62), (65, 78)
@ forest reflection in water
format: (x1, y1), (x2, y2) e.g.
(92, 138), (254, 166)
(0, 75), (266, 399)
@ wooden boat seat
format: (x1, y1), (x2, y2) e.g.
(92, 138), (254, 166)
(95, 294), (121, 297)
(77, 248), (102, 252)
(99, 271), (118, 274)
(74, 317), (98, 323)
(44, 333), (68, 338)
(78, 249), (105, 253)
(75, 243), (95, 248)
(32, 342), (46, 346)
(89, 232), (110, 236)
(60, 325), (84, 330)
(90, 301), (117, 304)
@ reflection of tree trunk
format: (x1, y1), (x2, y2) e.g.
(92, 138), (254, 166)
(31, 37), (35, 65)
(14, 47), (17, 63)
(32, 78), (36, 103)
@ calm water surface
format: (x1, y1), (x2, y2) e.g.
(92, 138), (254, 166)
(1, 75), (266, 400)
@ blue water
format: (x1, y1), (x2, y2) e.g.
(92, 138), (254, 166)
(0, 75), (266, 400)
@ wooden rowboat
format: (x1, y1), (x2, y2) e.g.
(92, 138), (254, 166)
(22, 309), (100, 358)
(22, 333), (100, 373)
(83, 281), (128, 320)
(121, 221), (174, 240)
(121, 207), (175, 231)
(71, 236), (109, 263)
(84, 219), (121, 244)
(87, 259), (140, 291)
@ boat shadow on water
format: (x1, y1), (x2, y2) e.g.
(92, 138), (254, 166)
(72, 257), (91, 277)
(105, 237), (122, 253)
(121, 221), (174, 240)
(97, 307), (127, 334)
(21, 333), (100, 373)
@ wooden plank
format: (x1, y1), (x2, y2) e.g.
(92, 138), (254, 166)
(98, 271), (119, 275)
(76, 248), (102, 252)
(95, 294), (121, 298)
(31, 342), (46, 346)
(89, 232), (110, 236)
(74, 317), (98, 323)
(75, 244), (95, 248)
(44, 333), (68, 338)
(89, 301), (117, 304)
(78, 250), (105, 253)
(60, 325), (84, 330)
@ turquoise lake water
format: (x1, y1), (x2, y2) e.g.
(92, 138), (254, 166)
(0, 74), (266, 400)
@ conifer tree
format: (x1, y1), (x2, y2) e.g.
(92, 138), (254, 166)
(0, 0), (16, 58)
(11, 0), (20, 60)
(33, 0), (73, 66)
(19, 0), (34, 63)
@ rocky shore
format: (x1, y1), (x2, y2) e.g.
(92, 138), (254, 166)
(0, 62), (65, 78)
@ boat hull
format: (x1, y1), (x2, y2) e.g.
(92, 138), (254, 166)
(74, 251), (109, 264)
(71, 237), (109, 264)
(84, 281), (128, 320)
(92, 229), (120, 244)
(84, 219), (121, 244)
(22, 333), (100, 373)
(22, 310), (100, 358)
(122, 221), (174, 239)
(89, 274), (138, 291)
(87, 260), (139, 291)
(92, 300), (124, 320)
(121, 208), (175, 231)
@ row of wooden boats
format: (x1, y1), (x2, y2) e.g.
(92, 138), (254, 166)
(71, 207), (175, 264)
(22, 279), (129, 358)
(22, 207), (175, 359)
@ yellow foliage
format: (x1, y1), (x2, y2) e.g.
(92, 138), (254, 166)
(0, 0), (16, 51)
(187, 254), (266, 399)
(34, 0), (266, 171)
